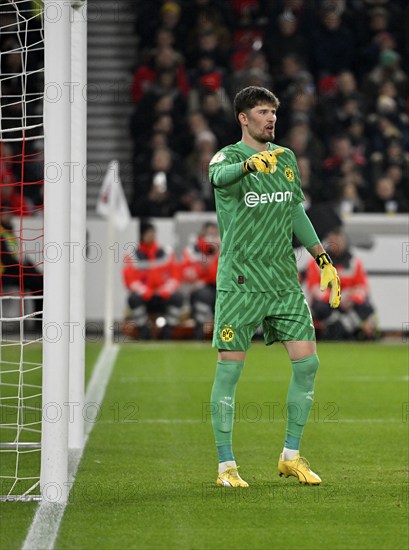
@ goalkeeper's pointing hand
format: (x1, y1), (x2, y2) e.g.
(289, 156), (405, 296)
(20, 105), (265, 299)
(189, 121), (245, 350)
(315, 252), (341, 308)
(244, 148), (285, 174)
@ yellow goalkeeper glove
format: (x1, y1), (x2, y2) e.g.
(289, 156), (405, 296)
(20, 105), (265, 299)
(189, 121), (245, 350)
(243, 148), (285, 174)
(315, 252), (341, 308)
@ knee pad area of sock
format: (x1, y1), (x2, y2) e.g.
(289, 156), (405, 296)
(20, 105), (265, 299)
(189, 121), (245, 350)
(216, 360), (244, 385)
(291, 354), (319, 387)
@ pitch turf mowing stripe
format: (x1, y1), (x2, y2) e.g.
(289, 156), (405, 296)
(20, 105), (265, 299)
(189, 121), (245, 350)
(96, 417), (404, 424)
(53, 342), (408, 550)
(117, 375), (409, 383)
(21, 345), (119, 550)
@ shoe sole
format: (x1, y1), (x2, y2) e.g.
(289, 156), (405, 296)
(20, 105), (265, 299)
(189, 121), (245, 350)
(278, 471), (321, 485)
(216, 478), (249, 488)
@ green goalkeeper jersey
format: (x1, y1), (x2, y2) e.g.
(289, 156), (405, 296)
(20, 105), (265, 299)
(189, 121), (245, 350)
(209, 141), (305, 292)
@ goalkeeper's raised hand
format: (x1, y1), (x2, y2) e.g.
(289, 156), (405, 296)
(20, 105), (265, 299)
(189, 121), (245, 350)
(243, 148), (285, 174)
(315, 252), (341, 308)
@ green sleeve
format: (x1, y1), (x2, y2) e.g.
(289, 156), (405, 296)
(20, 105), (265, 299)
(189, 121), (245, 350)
(209, 161), (244, 188)
(292, 203), (320, 249)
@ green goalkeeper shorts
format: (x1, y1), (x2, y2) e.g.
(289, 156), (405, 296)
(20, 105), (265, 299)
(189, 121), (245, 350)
(212, 288), (315, 351)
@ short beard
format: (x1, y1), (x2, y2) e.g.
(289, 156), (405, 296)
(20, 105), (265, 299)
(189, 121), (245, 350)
(253, 132), (272, 143)
(250, 128), (273, 143)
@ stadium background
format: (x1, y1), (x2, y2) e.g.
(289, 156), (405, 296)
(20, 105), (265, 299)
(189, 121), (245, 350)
(2, 0), (409, 333)
(0, 1), (408, 550)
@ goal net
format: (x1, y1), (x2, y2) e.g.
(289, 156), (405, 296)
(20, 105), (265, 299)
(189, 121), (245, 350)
(0, 0), (45, 501)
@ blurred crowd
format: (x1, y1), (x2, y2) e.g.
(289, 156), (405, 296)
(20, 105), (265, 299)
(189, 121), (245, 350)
(122, 217), (379, 341)
(122, 220), (220, 340)
(1, 0), (408, 218)
(129, 0), (409, 217)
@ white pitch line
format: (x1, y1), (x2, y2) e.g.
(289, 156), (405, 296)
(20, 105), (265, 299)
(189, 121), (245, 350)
(22, 344), (119, 550)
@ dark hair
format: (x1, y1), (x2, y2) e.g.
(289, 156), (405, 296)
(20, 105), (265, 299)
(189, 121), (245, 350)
(234, 86), (280, 124)
(139, 219), (155, 240)
(202, 221), (218, 232)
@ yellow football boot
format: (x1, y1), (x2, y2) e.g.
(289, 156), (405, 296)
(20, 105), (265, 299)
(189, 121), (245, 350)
(278, 454), (321, 485)
(217, 467), (249, 488)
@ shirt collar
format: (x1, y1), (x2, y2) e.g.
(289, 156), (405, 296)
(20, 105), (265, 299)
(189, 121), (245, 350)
(237, 141), (275, 155)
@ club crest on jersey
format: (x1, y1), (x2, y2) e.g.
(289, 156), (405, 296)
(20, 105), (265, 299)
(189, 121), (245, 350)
(284, 166), (295, 182)
(221, 324), (235, 342)
(210, 151), (226, 165)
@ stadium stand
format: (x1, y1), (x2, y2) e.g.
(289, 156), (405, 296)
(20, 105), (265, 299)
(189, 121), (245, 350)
(130, 0), (408, 216)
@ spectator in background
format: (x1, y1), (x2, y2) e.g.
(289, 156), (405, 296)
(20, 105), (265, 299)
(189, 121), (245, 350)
(310, 3), (355, 79)
(266, 0), (313, 32)
(186, 111), (218, 154)
(284, 121), (325, 178)
(182, 0), (233, 31)
(376, 80), (407, 115)
(365, 174), (408, 213)
(185, 1), (231, 59)
(158, 1), (185, 47)
(188, 53), (228, 112)
(369, 137), (409, 184)
(127, 0), (407, 217)
(322, 134), (367, 203)
(359, 2), (406, 70)
(131, 89), (186, 155)
(306, 226), (379, 340)
(346, 116), (370, 160)
(187, 149), (215, 210)
(287, 92), (317, 131)
(131, 46), (189, 104)
(367, 97), (409, 155)
(274, 54), (315, 135)
(184, 112), (218, 209)
(187, 28), (229, 70)
(275, 53), (313, 101)
(134, 0), (185, 52)
(296, 155), (323, 205)
(181, 221), (219, 339)
(331, 93), (365, 136)
(228, 51), (272, 97)
(200, 92), (237, 147)
(132, 147), (187, 217)
(338, 180), (365, 216)
(264, 10), (308, 77)
(364, 48), (408, 102)
(336, 71), (362, 103)
(122, 220), (183, 340)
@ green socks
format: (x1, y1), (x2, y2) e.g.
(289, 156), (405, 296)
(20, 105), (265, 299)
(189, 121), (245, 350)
(285, 353), (319, 446)
(210, 355), (318, 463)
(210, 360), (245, 462)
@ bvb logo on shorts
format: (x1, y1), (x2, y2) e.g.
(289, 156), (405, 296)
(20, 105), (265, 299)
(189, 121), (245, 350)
(284, 166), (295, 182)
(221, 324), (235, 342)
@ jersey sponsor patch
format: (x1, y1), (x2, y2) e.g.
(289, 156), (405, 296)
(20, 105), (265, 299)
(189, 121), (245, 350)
(209, 151), (226, 165)
(244, 191), (293, 207)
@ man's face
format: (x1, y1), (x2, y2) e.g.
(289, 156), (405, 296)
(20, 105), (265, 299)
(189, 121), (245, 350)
(142, 228), (156, 244)
(240, 103), (277, 143)
(203, 225), (220, 245)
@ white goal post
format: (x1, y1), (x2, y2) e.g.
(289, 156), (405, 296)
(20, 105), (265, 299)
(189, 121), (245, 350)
(41, 0), (87, 504)
(0, 0), (87, 503)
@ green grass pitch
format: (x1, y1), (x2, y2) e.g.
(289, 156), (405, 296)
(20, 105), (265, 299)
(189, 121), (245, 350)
(1, 341), (408, 550)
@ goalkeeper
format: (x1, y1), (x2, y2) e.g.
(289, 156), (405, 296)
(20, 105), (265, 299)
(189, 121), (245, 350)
(208, 86), (341, 488)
